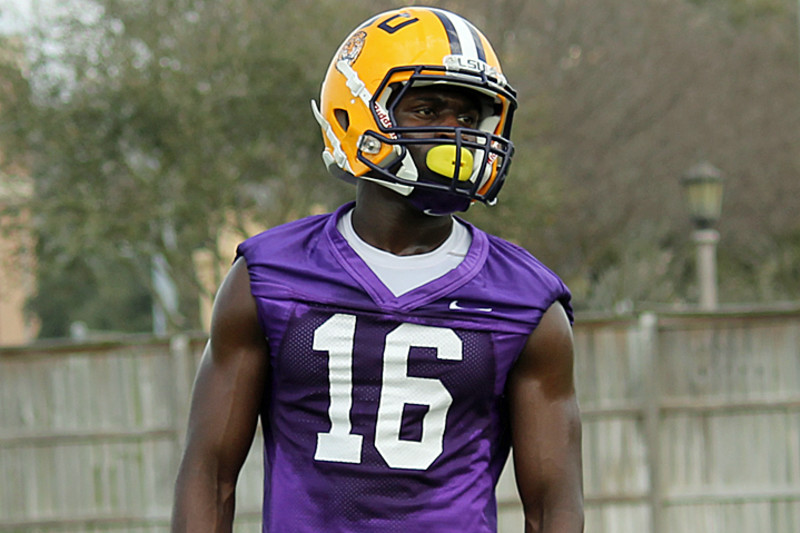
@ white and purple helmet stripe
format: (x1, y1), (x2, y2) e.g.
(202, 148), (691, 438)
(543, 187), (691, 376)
(429, 8), (487, 62)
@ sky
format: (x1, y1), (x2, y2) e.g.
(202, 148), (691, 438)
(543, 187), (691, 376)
(1, 0), (97, 35)
(0, 0), (39, 34)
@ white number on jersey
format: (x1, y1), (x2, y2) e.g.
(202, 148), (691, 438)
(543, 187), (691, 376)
(313, 314), (463, 470)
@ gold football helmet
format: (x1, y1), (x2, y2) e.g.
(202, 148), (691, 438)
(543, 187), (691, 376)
(311, 7), (517, 213)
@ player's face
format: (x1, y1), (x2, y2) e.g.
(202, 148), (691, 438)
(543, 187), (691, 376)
(393, 86), (483, 184)
(393, 86), (482, 131)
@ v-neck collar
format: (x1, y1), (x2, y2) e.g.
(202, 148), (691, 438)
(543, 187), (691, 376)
(324, 202), (489, 313)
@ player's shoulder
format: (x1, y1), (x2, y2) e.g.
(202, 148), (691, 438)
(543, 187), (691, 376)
(237, 210), (334, 263)
(473, 225), (560, 279)
(468, 223), (572, 319)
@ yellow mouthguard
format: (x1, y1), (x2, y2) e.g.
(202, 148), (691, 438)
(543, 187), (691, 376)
(426, 145), (474, 181)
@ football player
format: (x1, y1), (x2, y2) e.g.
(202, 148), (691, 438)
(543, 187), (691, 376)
(172, 6), (583, 532)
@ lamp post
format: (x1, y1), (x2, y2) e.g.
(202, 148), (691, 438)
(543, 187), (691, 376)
(682, 162), (724, 310)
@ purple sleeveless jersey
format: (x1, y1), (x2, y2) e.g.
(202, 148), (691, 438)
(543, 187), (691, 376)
(236, 202), (572, 533)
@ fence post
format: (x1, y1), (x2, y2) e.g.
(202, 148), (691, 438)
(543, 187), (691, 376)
(639, 312), (664, 533)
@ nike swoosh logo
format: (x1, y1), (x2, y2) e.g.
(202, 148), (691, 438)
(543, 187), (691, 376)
(449, 300), (493, 313)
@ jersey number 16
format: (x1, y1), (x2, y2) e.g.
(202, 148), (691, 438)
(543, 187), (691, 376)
(313, 313), (462, 471)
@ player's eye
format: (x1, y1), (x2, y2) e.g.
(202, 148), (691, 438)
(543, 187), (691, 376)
(458, 113), (478, 127)
(414, 106), (436, 118)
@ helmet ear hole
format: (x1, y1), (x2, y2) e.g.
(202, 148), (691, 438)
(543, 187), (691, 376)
(334, 109), (350, 131)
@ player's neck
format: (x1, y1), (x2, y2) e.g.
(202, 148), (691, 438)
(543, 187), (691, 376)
(352, 182), (454, 256)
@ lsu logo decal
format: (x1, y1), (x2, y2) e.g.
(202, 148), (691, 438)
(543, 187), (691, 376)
(443, 54), (508, 87)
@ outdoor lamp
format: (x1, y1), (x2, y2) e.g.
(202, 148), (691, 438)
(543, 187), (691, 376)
(681, 162), (724, 310)
(682, 161), (724, 230)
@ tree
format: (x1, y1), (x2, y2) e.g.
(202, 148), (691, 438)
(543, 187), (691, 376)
(1, 0), (360, 335)
(462, 0), (800, 310)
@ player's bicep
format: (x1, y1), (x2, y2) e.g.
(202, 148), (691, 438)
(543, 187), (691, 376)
(182, 257), (269, 480)
(507, 302), (583, 527)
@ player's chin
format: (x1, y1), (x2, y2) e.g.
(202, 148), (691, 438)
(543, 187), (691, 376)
(407, 182), (472, 216)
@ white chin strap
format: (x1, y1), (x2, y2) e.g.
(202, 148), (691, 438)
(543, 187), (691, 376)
(358, 149), (415, 196)
(393, 151), (418, 194)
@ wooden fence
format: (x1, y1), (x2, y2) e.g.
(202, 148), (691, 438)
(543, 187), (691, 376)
(1, 306), (799, 532)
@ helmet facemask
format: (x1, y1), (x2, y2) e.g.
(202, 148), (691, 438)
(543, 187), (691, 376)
(353, 65), (516, 214)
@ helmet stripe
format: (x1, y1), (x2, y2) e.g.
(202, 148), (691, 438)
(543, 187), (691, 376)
(464, 22), (488, 62)
(431, 10), (463, 55)
(430, 9), (486, 62)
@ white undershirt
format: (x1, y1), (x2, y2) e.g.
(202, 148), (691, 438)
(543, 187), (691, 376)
(337, 208), (472, 297)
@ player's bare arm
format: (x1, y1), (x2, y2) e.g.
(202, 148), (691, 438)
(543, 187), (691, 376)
(171, 257), (269, 533)
(508, 302), (584, 533)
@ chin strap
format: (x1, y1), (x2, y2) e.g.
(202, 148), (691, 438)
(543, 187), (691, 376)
(391, 151), (418, 195)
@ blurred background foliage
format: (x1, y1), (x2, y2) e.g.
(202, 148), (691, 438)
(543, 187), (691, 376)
(0, 0), (798, 337)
